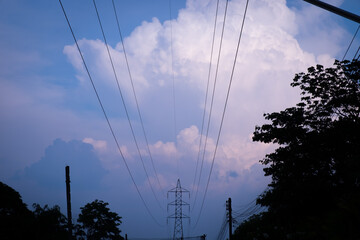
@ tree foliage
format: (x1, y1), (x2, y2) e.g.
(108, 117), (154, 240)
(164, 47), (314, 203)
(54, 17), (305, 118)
(1, 182), (124, 240)
(0, 182), (67, 239)
(234, 60), (360, 239)
(0, 182), (33, 239)
(32, 203), (68, 239)
(77, 199), (123, 240)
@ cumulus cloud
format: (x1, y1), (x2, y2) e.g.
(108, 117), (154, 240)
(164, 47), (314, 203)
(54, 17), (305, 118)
(1, 0), (355, 238)
(83, 137), (108, 152)
(150, 141), (178, 160)
(61, 0), (347, 191)
(290, 0), (349, 57)
(16, 139), (107, 190)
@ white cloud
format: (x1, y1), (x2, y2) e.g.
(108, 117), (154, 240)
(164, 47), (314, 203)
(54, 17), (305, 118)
(150, 141), (178, 160)
(176, 125), (200, 154)
(62, 0), (347, 189)
(1, 0), (355, 238)
(83, 137), (108, 152)
(63, 42), (87, 83)
(290, 0), (349, 57)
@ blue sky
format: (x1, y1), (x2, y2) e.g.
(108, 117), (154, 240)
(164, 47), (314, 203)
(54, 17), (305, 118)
(1, 0), (360, 239)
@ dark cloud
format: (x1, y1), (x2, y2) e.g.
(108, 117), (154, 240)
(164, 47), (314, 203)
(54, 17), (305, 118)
(227, 170), (239, 178)
(17, 139), (107, 191)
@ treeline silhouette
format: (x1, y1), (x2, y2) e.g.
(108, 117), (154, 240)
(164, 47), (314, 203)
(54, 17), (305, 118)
(233, 60), (360, 239)
(0, 181), (123, 240)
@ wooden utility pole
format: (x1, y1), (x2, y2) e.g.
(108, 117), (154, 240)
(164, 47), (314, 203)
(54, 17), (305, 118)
(304, 0), (360, 24)
(226, 198), (232, 240)
(65, 166), (73, 240)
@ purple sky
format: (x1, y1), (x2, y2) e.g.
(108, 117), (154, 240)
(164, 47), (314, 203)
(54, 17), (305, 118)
(1, 0), (360, 239)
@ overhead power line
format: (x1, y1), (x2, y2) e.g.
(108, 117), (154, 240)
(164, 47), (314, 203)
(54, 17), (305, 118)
(59, 0), (163, 227)
(354, 44), (360, 60)
(232, 188), (269, 227)
(303, 0), (360, 24)
(169, 0), (179, 179)
(216, 210), (228, 240)
(191, 0), (221, 202)
(111, 0), (165, 198)
(342, 25), (360, 61)
(192, 0), (229, 213)
(194, 0), (250, 227)
(232, 203), (267, 228)
(92, 0), (164, 211)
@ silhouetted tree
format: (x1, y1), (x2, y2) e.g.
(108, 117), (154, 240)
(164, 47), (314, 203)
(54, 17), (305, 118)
(0, 182), (34, 239)
(0, 181), (69, 239)
(32, 203), (68, 240)
(234, 60), (360, 240)
(77, 199), (123, 240)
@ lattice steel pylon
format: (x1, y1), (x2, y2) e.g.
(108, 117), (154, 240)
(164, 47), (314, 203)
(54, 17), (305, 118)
(167, 179), (190, 240)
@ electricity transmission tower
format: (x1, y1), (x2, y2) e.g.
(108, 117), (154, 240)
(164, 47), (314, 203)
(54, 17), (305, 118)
(167, 179), (190, 240)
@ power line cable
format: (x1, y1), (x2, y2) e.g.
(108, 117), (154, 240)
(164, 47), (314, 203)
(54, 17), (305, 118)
(92, 0), (164, 211)
(169, 0), (179, 180)
(233, 203), (263, 219)
(354, 44), (360, 60)
(342, 25), (360, 61)
(232, 186), (269, 213)
(233, 205), (267, 228)
(353, 44), (360, 60)
(232, 188), (269, 227)
(111, 0), (165, 197)
(216, 211), (228, 240)
(59, 0), (163, 226)
(191, 0), (221, 201)
(192, 0), (229, 212)
(233, 199), (257, 214)
(193, 0), (250, 227)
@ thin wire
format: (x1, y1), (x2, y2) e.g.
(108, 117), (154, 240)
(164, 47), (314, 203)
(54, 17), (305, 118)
(192, 0), (229, 212)
(92, 0), (164, 211)
(169, 0), (179, 179)
(111, 0), (165, 197)
(342, 25), (360, 61)
(191, 0), (221, 200)
(355, 44), (360, 60)
(59, 0), (163, 226)
(233, 203), (260, 218)
(232, 187), (269, 215)
(193, 0), (250, 228)
(233, 198), (256, 214)
(216, 211), (228, 240)
(233, 205), (267, 227)
(230, 190), (269, 231)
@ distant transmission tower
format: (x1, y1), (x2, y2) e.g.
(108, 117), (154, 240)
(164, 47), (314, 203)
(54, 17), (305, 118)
(167, 179), (190, 240)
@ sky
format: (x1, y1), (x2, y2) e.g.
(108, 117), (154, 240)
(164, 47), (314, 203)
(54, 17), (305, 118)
(0, 0), (360, 239)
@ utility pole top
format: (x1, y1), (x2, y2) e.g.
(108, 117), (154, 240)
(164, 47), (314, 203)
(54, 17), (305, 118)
(65, 166), (73, 240)
(226, 198), (233, 240)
